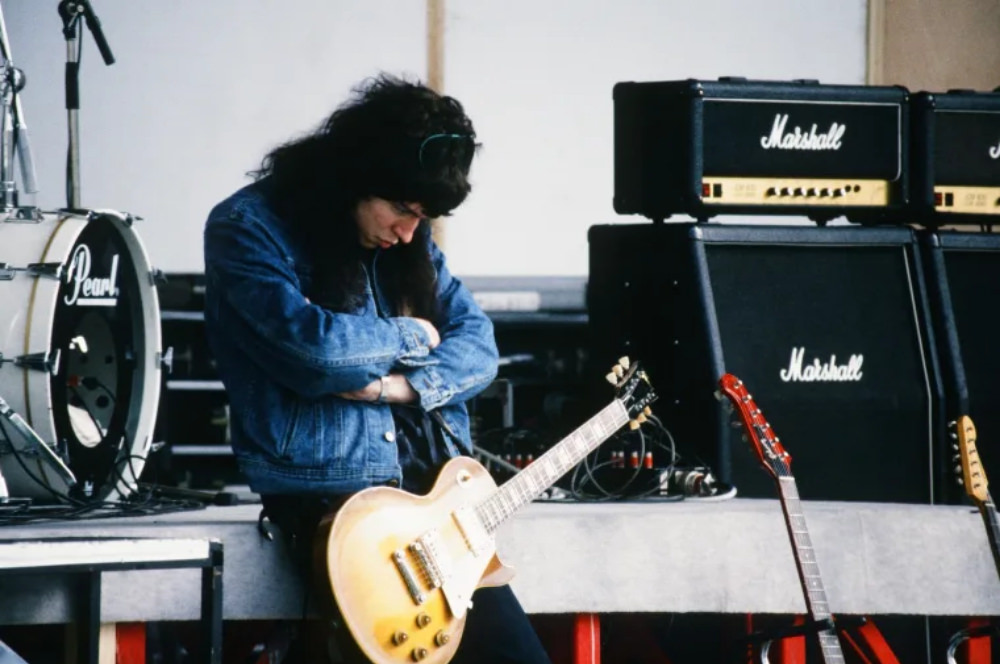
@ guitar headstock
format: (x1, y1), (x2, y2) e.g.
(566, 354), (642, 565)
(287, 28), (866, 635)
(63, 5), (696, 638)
(605, 356), (657, 429)
(953, 415), (989, 506)
(716, 373), (791, 479)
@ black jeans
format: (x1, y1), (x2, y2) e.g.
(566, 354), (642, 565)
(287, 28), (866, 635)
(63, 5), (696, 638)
(260, 494), (552, 664)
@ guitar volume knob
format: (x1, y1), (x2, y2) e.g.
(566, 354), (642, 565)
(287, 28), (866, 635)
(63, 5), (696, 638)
(434, 630), (451, 646)
(412, 647), (429, 661)
(392, 631), (410, 645)
(416, 613), (432, 628)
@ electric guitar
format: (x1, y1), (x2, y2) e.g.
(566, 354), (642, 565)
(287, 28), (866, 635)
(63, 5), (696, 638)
(318, 357), (657, 664)
(717, 373), (846, 663)
(953, 415), (1000, 580)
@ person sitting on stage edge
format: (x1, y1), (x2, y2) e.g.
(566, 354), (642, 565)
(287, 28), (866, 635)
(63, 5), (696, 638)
(202, 73), (552, 664)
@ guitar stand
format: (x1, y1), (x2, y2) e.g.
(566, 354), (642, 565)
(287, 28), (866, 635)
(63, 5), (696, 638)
(947, 622), (998, 664)
(743, 617), (835, 664)
(744, 615), (901, 664)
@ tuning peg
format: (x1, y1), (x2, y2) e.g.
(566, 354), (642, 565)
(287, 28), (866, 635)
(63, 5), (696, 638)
(713, 390), (722, 402)
(635, 413), (647, 424)
(643, 406), (652, 416)
(730, 421), (743, 429)
(957, 477), (964, 486)
(953, 454), (961, 463)
(605, 371), (618, 385)
(618, 356), (630, 370)
(950, 431), (958, 440)
(952, 442), (960, 451)
(948, 420), (956, 428)
(628, 420), (641, 431)
(740, 434), (748, 443)
(955, 465), (962, 474)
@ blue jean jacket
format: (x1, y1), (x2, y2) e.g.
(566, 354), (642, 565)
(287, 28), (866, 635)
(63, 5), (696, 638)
(202, 182), (498, 495)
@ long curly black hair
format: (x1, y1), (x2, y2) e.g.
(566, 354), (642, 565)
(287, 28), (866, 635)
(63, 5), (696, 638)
(252, 73), (477, 319)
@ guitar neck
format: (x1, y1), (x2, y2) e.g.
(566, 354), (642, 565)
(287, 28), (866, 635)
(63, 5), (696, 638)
(978, 492), (1000, 582)
(474, 400), (629, 533)
(776, 477), (846, 664)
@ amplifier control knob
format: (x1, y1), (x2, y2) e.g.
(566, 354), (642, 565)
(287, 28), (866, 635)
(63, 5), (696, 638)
(819, 188), (830, 197)
(793, 187), (804, 197)
(779, 187), (791, 197)
(832, 188), (845, 198)
(806, 188), (817, 197)
(765, 187), (777, 197)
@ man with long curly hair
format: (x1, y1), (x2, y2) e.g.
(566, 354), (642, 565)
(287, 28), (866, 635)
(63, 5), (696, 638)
(203, 74), (551, 663)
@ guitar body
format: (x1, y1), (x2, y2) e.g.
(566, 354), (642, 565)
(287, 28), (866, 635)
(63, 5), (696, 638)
(318, 456), (514, 664)
(316, 358), (658, 664)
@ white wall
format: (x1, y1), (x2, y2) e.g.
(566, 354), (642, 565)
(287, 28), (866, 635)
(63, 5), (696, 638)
(5, 0), (867, 277)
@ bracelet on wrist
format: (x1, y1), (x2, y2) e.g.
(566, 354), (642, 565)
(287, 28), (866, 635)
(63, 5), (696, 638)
(377, 375), (390, 404)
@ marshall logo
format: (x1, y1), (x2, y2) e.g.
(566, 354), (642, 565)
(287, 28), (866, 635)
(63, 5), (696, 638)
(760, 113), (846, 151)
(990, 138), (1000, 160)
(64, 244), (120, 307)
(779, 346), (863, 383)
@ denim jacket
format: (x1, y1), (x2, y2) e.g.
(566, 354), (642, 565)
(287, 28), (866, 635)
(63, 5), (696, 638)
(202, 182), (498, 495)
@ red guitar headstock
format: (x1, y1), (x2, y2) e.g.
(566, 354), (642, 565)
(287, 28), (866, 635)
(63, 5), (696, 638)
(716, 373), (791, 479)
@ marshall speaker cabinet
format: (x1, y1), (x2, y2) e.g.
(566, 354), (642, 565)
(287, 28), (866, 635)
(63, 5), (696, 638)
(588, 223), (944, 503)
(920, 231), (1000, 504)
(613, 78), (909, 225)
(911, 90), (1000, 224)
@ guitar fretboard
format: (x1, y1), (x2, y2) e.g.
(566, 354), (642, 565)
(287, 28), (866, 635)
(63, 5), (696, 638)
(777, 477), (845, 664)
(474, 400), (629, 533)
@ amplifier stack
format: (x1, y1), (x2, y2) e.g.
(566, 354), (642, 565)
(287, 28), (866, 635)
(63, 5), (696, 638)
(593, 77), (1000, 506)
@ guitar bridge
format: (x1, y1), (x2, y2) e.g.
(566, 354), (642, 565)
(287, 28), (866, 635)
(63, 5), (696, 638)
(392, 529), (453, 606)
(392, 549), (426, 605)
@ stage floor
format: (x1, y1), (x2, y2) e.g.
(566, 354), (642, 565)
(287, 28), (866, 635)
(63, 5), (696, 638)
(0, 497), (996, 625)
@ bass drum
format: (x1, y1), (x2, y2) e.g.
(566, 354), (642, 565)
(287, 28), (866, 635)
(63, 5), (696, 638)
(0, 210), (161, 502)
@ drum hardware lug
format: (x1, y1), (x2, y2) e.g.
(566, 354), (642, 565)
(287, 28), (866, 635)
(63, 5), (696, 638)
(0, 262), (64, 280)
(158, 347), (174, 374)
(0, 349), (63, 375)
(150, 268), (168, 287)
(87, 209), (141, 227)
(1, 206), (43, 223)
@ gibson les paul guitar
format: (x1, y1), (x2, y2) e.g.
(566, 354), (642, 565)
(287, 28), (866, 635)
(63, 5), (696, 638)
(717, 373), (846, 663)
(318, 357), (656, 664)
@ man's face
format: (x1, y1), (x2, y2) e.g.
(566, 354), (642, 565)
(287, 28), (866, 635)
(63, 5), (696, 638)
(355, 198), (426, 250)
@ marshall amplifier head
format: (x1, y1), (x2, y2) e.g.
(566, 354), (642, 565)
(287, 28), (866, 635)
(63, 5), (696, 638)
(588, 223), (944, 503)
(613, 77), (909, 225)
(911, 90), (1000, 224)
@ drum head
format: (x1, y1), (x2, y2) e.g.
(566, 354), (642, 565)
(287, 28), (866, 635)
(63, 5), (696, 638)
(0, 212), (161, 503)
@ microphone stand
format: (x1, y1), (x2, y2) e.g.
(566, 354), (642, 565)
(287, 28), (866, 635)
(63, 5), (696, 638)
(0, 3), (40, 221)
(57, 0), (114, 213)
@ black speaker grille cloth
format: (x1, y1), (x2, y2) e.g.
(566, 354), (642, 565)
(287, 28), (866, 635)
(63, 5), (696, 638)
(706, 243), (933, 502)
(943, 249), (1000, 470)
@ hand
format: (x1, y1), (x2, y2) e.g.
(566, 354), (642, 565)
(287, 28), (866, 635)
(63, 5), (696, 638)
(336, 374), (419, 404)
(336, 379), (381, 402)
(412, 317), (441, 349)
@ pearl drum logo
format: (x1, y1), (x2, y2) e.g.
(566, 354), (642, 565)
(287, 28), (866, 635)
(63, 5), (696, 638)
(779, 346), (864, 383)
(63, 244), (120, 307)
(760, 113), (846, 151)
